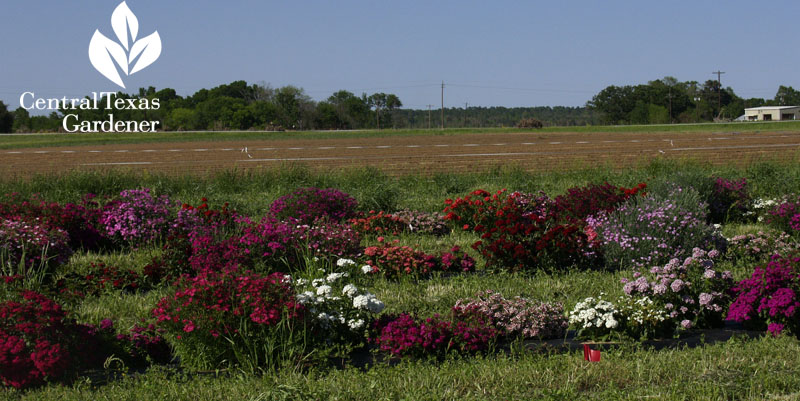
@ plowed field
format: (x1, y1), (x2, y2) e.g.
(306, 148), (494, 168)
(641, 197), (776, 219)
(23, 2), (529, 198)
(2, 130), (800, 176)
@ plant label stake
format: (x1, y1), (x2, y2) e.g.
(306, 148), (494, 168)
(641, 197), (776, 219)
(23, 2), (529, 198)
(583, 344), (601, 362)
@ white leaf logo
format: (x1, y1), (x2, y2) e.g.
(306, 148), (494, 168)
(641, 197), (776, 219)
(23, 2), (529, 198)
(88, 1), (161, 88)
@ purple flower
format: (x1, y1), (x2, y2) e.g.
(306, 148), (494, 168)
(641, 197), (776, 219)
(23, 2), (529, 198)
(670, 279), (685, 293)
(680, 320), (693, 329)
(767, 322), (785, 336)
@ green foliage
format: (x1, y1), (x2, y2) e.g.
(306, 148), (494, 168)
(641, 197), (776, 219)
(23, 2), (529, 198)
(0, 101), (13, 133)
(588, 76), (752, 124)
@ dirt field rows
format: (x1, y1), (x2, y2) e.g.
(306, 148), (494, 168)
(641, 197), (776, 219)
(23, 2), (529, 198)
(2, 130), (800, 176)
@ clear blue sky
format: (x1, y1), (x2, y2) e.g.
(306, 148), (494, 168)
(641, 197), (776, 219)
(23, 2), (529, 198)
(2, 0), (798, 111)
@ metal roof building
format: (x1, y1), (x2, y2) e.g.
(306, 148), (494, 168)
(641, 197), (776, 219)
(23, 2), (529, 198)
(743, 106), (800, 121)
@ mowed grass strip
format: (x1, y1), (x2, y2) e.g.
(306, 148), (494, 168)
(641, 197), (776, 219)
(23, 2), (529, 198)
(12, 336), (800, 400)
(2, 120), (800, 150)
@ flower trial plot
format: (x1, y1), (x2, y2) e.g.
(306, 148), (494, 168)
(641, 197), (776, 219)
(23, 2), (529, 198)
(3, 174), (800, 392)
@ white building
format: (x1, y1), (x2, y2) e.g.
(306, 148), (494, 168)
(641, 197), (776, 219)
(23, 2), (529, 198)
(744, 106), (800, 121)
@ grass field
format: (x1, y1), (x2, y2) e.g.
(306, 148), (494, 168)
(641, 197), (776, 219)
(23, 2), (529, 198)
(2, 120), (800, 150)
(3, 160), (800, 400)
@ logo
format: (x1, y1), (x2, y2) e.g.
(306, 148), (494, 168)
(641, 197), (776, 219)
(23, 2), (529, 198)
(89, 1), (161, 89)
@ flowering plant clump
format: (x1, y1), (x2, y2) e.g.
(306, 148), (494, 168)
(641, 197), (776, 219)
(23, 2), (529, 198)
(293, 265), (384, 344)
(269, 187), (358, 225)
(568, 295), (621, 340)
(392, 209), (451, 236)
(615, 295), (672, 340)
(54, 263), (149, 302)
(294, 219), (363, 259)
(728, 254), (800, 336)
(152, 268), (306, 370)
(351, 209), (451, 237)
(363, 241), (475, 278)
(766, 195), (800, 237)
(438, 246), (477, 273)
(453, 290), (567, 339)
(708, 177), (752, 223)
(100, 188), (174, 245)
(553, 182), (647, 221)
(587, 186), (717, 269)
(0, 218), (72, 284)
(445, 189), (589, 271)
(363, 242), (439, 278)
(0, 193), (106, 251)
(744, 197), (781, 223)
(0, 289), (108, 389)
(350, 210), (408, 236)
(726, 230), (800, 263)
(105, 320), (172, 367)
(371, 312), (498, 358)
(621, 248), (733, 330)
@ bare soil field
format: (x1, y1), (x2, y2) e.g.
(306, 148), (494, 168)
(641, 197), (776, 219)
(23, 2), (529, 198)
(2, 130), (800, 176)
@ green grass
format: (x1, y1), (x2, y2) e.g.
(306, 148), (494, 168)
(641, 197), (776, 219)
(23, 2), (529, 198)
(1, 120), (799, 150)
(2, 159), (800, 217)
(4, 162), (800, 399)
(10, 336), (800, 400)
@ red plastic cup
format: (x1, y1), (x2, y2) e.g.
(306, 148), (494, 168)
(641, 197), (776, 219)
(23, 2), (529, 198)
(583, 344), (601, 362)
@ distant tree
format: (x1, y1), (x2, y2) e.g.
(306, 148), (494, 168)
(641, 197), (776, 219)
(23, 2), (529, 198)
(12, 107), (30, 132)
(275, 86), (313, 129)
(165, 108), (197, 131)
(367, 92), (402, 129)
(327, 90), (371, 128)
(0, 101), (13, 133)
(587, 85), (638, 124)
(699, 80), (733, 118)
(774, 86), (800, 106)
(315, 102), (344, 129)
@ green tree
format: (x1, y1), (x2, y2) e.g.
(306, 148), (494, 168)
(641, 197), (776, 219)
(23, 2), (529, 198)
(327, 90), (371, 128)
(0, 101), (13, 133)
(165, 108), (197, 130)
(367, 93), (402, 129)
(12, 107), (30, 132)
(587, 85), (636, 124)
(774, 86), (800, 106)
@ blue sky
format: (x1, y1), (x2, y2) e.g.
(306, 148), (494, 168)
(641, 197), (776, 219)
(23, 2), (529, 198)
(2, 0), (798, 111)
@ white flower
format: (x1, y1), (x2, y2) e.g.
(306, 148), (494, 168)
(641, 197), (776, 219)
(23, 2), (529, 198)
(605, 318), (618, 329)
(337, 258), (356, 267)
(347, 319), (365, 330)
(295, 278), (307, 286)
(316, 285), (332, 297)
(361, 265), (373, 274)
(326, 272), (349, 283)
(353, 293), (385, 314)
(367, 298), (385, 314)
(296, 291), (314, 304)
(311, 278), (325, 287)
(342, 284), (358, 298)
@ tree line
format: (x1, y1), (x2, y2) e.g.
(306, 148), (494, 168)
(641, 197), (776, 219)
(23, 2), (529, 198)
(0, 80), (597, 133)
(587, 77), (800, 125)
(1, 78), (797, 133)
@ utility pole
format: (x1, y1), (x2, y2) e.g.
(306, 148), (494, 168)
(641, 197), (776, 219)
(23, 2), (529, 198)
(464, 102), (468, 127)
(426, 104), (433, 129)
(441, 81), (445, 130)
(667, 86), (672, 123)
(712, 70), (725, 118)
